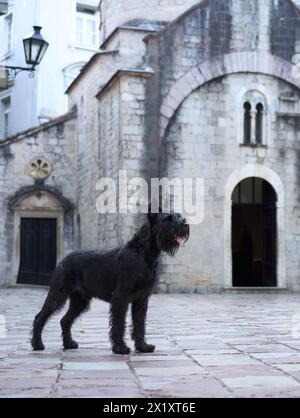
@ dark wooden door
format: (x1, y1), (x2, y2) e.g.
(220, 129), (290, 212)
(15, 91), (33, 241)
(18, 218), (57, 286)
(262, 182), (277, 287)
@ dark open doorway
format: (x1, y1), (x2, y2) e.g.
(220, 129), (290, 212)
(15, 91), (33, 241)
(17, 218), (57, 286)
(232, 178), (277, 287)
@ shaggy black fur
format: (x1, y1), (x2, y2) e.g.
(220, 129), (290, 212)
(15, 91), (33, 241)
(31, 209), (189, 355)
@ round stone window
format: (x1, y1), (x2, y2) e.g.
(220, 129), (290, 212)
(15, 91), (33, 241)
(30, 158), (51, 180)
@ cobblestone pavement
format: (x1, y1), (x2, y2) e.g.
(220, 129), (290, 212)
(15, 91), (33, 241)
(1, 288), (300, 398)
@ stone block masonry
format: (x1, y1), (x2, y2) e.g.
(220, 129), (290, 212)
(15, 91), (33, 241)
(3, 0), (300, 292)
(0, 113), (77, 286)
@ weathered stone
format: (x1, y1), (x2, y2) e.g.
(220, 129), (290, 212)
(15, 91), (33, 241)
(2, 0), (300, 294)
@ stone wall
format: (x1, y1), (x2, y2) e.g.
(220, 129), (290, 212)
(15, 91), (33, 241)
(68, 53), (119, 251)
(0, 115), (76, 286)
(98, 0), (300, 47)
(271, 0), (300, 61)
(143, 0), (300, 178)
(66, 0), (300, 292)
(160, 73), (300, 292)
(118, 74), (151, 242)
(99, 0), (200, 43)
(75, 71), (151, 250)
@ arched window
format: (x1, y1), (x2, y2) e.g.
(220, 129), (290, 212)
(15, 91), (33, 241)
(241, 91), (267, 146)
(256, 103), (264, 145)
(243, 102), (251, 145)
(63, 62), (86, 90)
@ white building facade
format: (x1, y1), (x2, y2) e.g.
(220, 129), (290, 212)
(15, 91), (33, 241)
(0, 0), (99, 139)
(0, 1), (8, 16)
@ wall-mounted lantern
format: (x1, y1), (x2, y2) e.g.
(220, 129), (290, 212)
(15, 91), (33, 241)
(0, 26), (49, 84)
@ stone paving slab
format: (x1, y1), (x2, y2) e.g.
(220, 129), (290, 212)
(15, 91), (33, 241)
(1, 288), (300, 398)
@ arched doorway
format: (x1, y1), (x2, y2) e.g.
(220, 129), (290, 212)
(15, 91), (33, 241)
(9, 185), (73, 286)
(232, 177), (277, 287)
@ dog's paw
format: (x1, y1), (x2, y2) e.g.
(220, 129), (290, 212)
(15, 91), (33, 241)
(32, 344), (45, 351)
(64, 340), (79, 350)
(136, 343), (156, 353)
(31, 340), (45, 351)
(112, 345), (131, 355)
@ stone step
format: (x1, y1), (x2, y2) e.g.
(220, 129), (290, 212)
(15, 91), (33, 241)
(222, 287), (290, 294)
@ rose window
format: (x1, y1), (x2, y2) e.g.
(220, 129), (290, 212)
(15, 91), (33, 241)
(30, 158), (51, 180)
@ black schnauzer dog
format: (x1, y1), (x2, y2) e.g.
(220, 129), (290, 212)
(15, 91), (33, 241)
(31, 209), (189, 355)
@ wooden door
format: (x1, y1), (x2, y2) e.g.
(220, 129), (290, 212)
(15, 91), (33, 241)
(18, 218), (57, 286)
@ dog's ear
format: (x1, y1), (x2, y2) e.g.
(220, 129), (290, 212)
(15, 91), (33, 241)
(148, 203), (162, 225)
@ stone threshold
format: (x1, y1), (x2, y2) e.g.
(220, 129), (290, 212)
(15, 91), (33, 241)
(8, 284), (49, 290)
(222, 287), (289, 294)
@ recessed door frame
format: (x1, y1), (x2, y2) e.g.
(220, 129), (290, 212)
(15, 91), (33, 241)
(11, 210), (64, 286)
(231, 179), (277, 287)
(224, 164), (286, 288)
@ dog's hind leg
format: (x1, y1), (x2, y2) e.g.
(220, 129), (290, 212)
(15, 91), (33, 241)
(109, 291), (130, 355)
(60, 292), (91, 350)
(31, 285), (69, 351)
(131, 297), (155, 353)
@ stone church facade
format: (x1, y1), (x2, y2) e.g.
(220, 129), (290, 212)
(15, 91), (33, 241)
(1, 0), (300, 292)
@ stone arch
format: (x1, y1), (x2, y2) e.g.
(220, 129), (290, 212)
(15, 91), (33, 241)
(9, 185), (73, 285)
(160, 51), (300, 141)
(224, 164), (286, 289)
(8, 185), (73, 213)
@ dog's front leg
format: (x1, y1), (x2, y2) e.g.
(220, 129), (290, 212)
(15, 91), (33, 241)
(131, 296), (155, 353)
(110, 292), (130, 355)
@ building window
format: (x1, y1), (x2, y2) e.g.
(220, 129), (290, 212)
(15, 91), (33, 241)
(243, 102), (251, 145)
(256, 103), (264, 145)
(242, 92), (266, 146)
(4, 13), (13, 54)
(63, 62), (86, 89)
(75, 4), (97, 47)
(1, 96), (11, 139)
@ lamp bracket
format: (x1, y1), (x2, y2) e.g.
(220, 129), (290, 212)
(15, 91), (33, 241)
(0, 65), (36, 80)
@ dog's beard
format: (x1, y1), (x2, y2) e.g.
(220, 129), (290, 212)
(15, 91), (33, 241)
(157, 230), (189, 257)
(163, 242), (180, 257)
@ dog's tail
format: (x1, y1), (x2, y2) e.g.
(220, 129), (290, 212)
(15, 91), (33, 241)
(31, 263), (69, 350)
(41, 262), (70, 314)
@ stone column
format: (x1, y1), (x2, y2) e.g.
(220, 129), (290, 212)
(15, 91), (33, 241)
(250, 108), (257, 145)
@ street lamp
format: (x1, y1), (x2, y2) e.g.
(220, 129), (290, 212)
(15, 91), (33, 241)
(23, 26), (49, 67)
(1, 26), (49, 80)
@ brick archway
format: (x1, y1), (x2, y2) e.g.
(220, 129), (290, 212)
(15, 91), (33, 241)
(159, 51), (300, 141)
